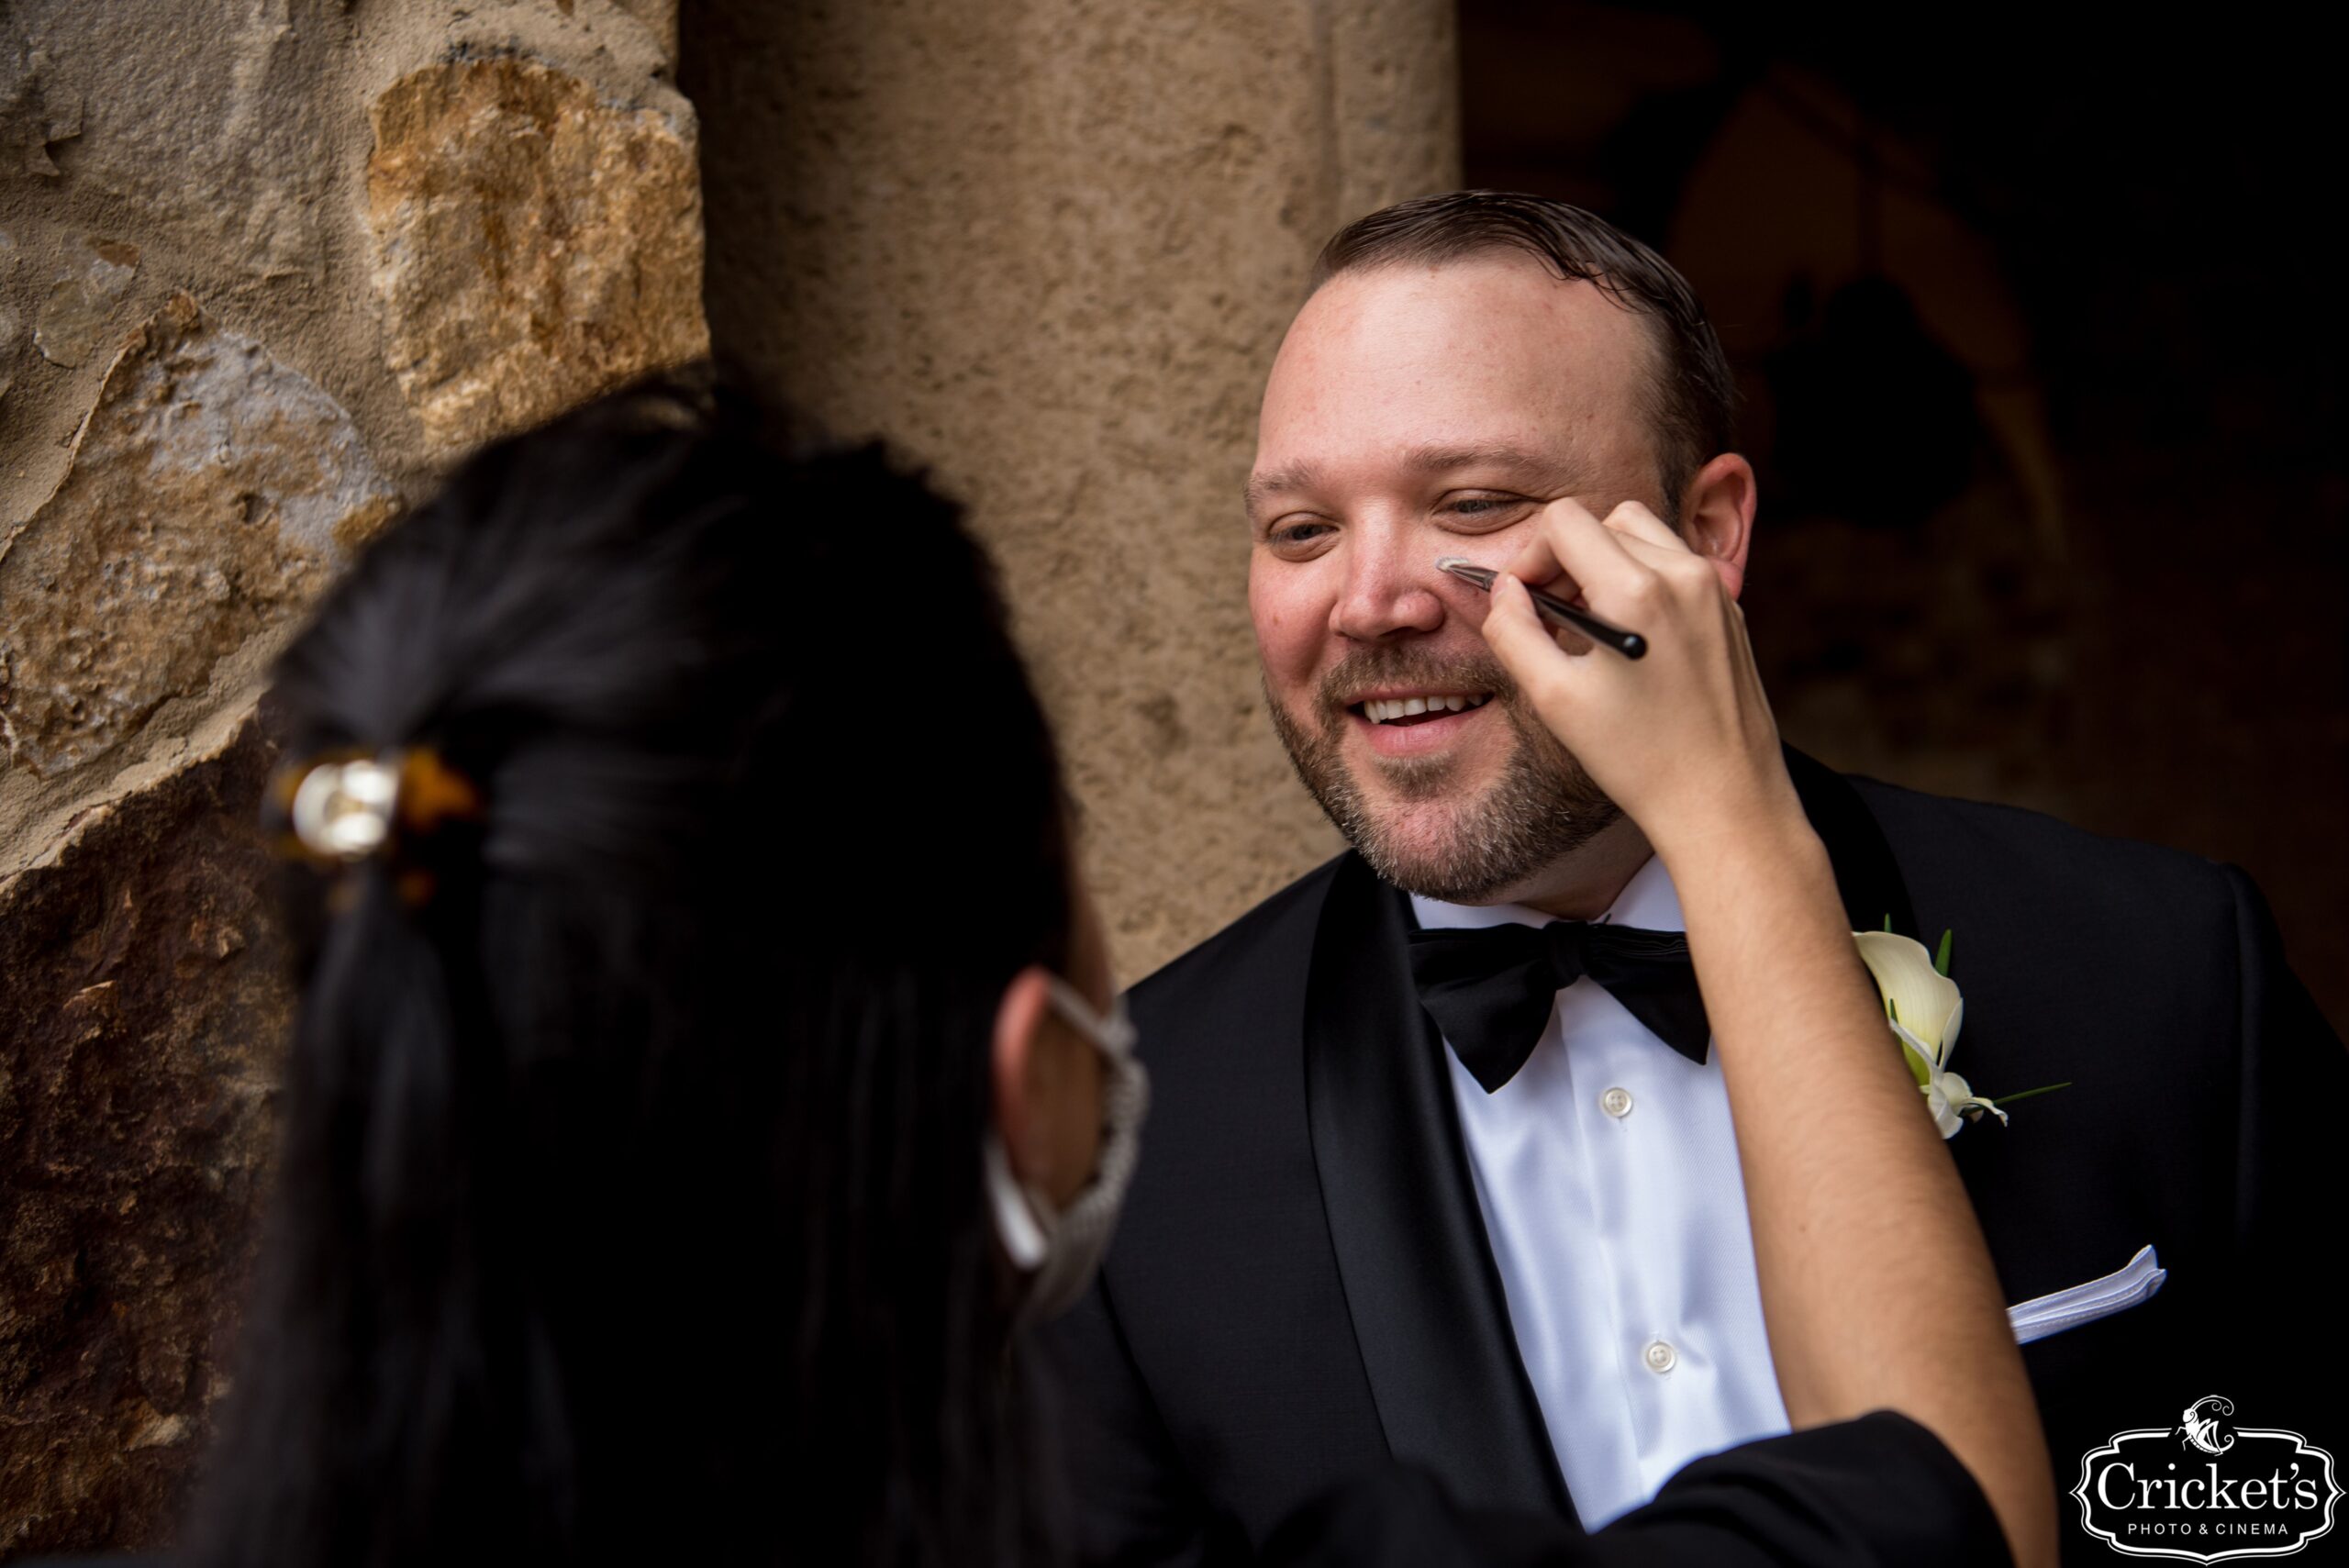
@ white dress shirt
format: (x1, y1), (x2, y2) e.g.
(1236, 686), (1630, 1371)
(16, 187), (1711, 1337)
(1410, 852), (1791, 1530)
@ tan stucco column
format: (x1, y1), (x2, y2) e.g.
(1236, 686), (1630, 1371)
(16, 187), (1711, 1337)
(685, 0), (1461, 979)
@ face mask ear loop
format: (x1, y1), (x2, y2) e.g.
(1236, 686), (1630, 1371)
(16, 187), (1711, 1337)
(990, 973), (1151, 1312)
(1042, 973), (1138, 1060)
(982, 1133), (1051, 1271)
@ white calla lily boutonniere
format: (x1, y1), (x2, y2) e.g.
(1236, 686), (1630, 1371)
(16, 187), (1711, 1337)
(1853, 925), (2070, 1139)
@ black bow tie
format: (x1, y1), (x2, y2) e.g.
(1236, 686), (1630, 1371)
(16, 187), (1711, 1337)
(1406, 917), (1713, 1093)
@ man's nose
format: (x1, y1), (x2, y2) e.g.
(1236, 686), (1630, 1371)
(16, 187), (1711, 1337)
(1331, 526), (1446, 642)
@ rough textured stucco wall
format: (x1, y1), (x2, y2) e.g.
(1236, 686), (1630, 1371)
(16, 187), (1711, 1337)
(685, 0), (1463, 983)
(0, 0), (705, 1549)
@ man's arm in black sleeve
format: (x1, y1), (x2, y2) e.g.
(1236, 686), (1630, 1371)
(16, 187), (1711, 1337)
(2218, 862), (2347, 1412)
(1260, 1410), (2010, 1568)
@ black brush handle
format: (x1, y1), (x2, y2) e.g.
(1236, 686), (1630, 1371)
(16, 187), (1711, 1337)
(1436, 559), (1648, 659)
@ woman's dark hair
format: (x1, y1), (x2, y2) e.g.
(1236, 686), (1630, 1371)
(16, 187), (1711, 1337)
(189, 374), (1074, 1567)
(1314, 189), (1737, 514)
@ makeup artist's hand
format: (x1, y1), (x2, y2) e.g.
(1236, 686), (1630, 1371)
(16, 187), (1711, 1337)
(1477, 497), (1802, 862)
(1486, 499), (2063, 1568)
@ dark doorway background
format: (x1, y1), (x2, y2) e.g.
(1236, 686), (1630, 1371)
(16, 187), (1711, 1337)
(1461, 2), (2346, 1033)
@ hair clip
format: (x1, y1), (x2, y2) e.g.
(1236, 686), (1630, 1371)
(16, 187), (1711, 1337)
(267, 746), (484, 873)
(290, 756), (401, 862)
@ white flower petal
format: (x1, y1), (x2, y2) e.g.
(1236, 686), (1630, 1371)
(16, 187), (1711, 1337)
(1922, 1081), (1964, 1139)
(1930, 1070), (2008, 1132)
(1888, 1016), (1945, 1075)
(1854, 930), (1963, 1051)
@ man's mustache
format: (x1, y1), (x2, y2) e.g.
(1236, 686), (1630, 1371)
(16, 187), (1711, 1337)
(1313, 647), (1520, 721)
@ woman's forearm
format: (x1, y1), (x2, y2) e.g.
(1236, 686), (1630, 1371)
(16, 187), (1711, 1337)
(1661, 811), (2058, 1568)
(1467, 500), (2056, 1566)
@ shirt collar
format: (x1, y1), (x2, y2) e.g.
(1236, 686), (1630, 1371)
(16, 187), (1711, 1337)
(1407, 850), (1686, 936)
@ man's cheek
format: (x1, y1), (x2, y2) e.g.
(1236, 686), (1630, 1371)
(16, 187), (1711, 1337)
(1258, 641), (1316, 707)
(1252, 611), (1308, 677)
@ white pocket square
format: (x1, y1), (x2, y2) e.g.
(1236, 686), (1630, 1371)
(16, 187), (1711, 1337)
(2007, 1244), (2165, 1345)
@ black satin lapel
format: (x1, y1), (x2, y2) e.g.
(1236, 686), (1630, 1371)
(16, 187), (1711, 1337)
(1304, 853), (1571, 1518)
(1783, 742), (1918, 939)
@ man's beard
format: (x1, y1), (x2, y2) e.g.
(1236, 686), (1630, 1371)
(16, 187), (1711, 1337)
(1264, 644), (1622, 903)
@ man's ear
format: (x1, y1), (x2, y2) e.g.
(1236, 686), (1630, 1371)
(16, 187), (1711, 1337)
(1679, 452), (1758, 602)
(991, 965), (1055, 1184)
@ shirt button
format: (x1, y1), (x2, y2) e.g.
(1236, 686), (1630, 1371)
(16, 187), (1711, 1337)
(1643, 1339), (1677, 1374)
(1601, 1086), (1634, 1118)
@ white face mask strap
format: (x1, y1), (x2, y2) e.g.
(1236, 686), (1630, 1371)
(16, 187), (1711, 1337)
(1042, 973), (1138, 1059)
(986, 972), (1151, 1318)
(982, 1132), (1050, 1271)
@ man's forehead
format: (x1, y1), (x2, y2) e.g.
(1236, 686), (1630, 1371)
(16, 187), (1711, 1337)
(1252, 256), (1654, 494)
(1278, 254), (1649, 375)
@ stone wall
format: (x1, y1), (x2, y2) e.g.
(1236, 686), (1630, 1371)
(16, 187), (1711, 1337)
(685, 0), (1461, 983)
(0, 0), (706, 1549)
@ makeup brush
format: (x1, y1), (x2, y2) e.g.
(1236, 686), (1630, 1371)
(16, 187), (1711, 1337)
(1436, 558), (1648, 659)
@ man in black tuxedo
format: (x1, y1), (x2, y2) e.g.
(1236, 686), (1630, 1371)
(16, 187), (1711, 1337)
(1043, 192), (2347, 1564)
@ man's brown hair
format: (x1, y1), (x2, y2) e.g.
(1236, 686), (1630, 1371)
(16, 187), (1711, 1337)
(1313, 190), (1736, 515)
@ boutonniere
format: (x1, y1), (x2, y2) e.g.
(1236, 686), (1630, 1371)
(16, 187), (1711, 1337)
(1853, 923), (2070, 1139)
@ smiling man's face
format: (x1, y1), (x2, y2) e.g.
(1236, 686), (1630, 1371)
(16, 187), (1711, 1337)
(1247, 252), (1674, 903)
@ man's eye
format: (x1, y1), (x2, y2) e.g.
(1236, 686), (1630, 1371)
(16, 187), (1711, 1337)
(1270, 521), (1333, 546)
(1444, 495), (1532, 519)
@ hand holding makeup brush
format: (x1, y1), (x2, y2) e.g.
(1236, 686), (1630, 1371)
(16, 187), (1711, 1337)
(1475, 495), (1800, 864)
(1480, 495), (2061, 1568)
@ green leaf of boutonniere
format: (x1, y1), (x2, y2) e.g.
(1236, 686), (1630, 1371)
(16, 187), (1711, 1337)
(1885, 998), (1932, 1085)
(1898, 1041), (1932, 1087)
(1990, 1082), (2073, 1107)
(1933, 929), (1954, 977)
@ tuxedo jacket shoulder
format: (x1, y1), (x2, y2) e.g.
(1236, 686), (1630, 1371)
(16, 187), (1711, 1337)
(1839, 774), (2346, 1487)
(1842, 772), (2324, 1290)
